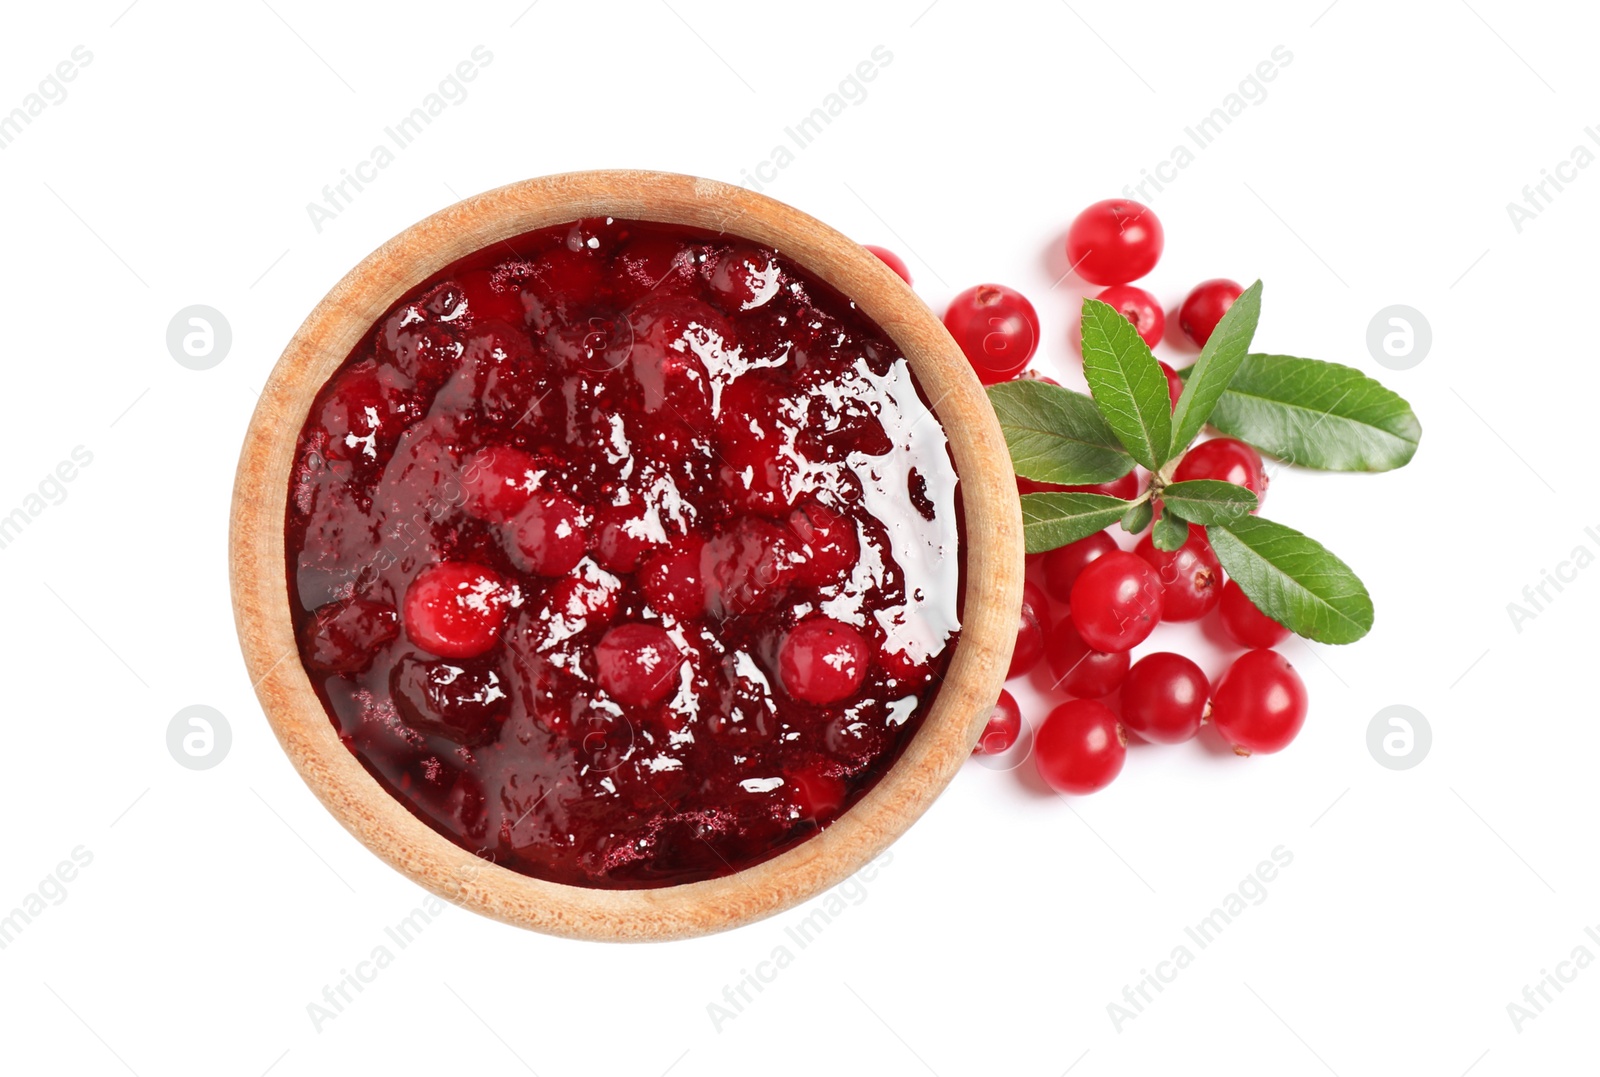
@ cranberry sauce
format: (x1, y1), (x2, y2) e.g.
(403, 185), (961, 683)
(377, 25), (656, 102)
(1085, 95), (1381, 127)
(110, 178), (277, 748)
(284, 217), (961, 888)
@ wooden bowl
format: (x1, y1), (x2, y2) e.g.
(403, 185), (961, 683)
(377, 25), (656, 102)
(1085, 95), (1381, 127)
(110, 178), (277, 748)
(230, 170), (1022, 941)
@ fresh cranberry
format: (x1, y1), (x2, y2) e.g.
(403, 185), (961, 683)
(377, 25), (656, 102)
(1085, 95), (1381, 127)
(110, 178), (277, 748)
(1158, 361), (1183, 409)
(702, 517), (800, 617)
(637, 536), (708, 622)
(974, 690), (1022, 754)
(1044, 617), (1130, 699)
(1009, 581), (1051, 679)
(1041, 530), (1118, 603)
(1134, 524), (1222, 622)
(1210, 650), (1308, 755)
(1015, 471), (1141, 499)
(1120, 653), (1208, 744)
(709, 243), (780, 311)
(943, 284), (1039, 384)
(402, 562), (516, 659)
(1034, 700), (1126, 795)
(777, 617), (868, 703)
(787, 501), (859, 585)
(595, 623), (684, 707)
(1093, 472), (1142, 500)
(1178, 279), (1243, 347)
(1069, 551), (1163, 653)
(461, 446), (544, 522)
(1218, 580), (1291, 649)
(1174, 437), (1268, 506)
(1096, 284), (1165, 347)
(1066, 200), (1163, 286)
(301, 599), (398, 673)
(506, 491), (587, 577)
(864, 244), (912, 285)
(391, 654), (507, 744)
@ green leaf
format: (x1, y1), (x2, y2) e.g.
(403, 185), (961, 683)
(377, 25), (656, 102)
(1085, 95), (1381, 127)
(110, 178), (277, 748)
(1151, 505), (1189, 551)
(986, 380), (1135, 485)
(1078, 298), (1173, 471)
(1120, 499), (1153, 535)
(1169, 280), (1262, 456)
(1020, 492), (1131, 554)
(1208, 516), (1374, 644)
(1204, 354), (1422, 471)
(1161, 480), (1258, 525)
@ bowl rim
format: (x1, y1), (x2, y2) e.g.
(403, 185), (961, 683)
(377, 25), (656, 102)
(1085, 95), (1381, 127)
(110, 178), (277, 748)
(230, 169), (1022, 941)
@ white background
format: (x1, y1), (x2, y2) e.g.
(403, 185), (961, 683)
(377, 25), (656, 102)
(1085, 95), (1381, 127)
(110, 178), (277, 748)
(1, 0), (1594, 1073)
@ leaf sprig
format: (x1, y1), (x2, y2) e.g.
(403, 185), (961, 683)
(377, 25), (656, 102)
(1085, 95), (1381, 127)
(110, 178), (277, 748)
(987, 282), (1422, 645)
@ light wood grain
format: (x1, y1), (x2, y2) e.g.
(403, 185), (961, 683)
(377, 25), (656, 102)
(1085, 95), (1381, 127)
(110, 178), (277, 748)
(229, 170), (1023, 941)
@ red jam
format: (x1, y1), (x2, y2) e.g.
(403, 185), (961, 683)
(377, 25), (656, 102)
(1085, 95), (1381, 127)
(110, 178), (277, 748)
(285, 217), (962, 888)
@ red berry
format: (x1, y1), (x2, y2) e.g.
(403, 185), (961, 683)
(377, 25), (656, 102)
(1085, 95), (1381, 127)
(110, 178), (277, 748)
(787, 501), (859, 586)
(1120, 653), (1208, 744)
(864, 244), (912, 285)
(1069, 550), (1163, 653)
(777, 616), (869, 704)
(403, 562), (515, 659)
(1034, 700), (1126, 795)
(943, 284), (1039, 384)
(542, 563), (620, 633)
(594, 623), (684, 707)
(1174, 437), (1267, 506)
(973, 689), (1022, 755)
(506, 491), (587, 577)
(1095, 472), (1142, 500)
(637, 536), (708, 622)
(1096, 284), (1165, 347)
(1218, 580), (1291, 649)
(461, 446), (544, 523)
(709, 243), (780, 311)
(1210, 650), (1308, 755)
(1015, 471), (1141, 499)
(301, 599), (398, 673)
(1009, 581), (1051, 679)
(1158, 361), (1184, 409)
(715, 372), (798, 516)
(1178, 279), (1243, 347)
(1134, 524), (1223, 622)
(789, 765), (847, 820)
(1044, 617), (1129, 699)
(1066, 199), (1164, 286)
(391, 654), (507, 744)
(592, 501), (660, 573)
(703, 517), (800, 617)
(1041, 530), (1118, 604)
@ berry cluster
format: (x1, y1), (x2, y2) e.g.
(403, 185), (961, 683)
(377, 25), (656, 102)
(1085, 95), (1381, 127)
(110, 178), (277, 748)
(934, 200), (1310, 793)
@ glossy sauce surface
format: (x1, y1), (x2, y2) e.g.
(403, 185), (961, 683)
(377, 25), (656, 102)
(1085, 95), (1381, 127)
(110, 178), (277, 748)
(285, 217), (961, 888)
